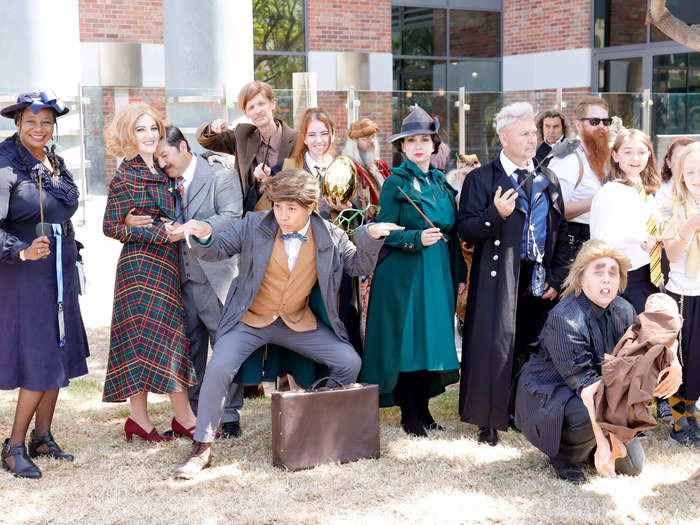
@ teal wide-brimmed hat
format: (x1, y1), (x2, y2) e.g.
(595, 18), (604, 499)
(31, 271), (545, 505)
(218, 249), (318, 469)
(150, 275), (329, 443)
(386, 105), (439, 143)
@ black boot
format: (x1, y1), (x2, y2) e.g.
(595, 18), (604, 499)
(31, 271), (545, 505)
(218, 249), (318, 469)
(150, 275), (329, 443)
(415, 374), (444, 431)
(400, 400), (427, 437)
(28, 430), (74, 461)
(2, 438), (42, 479)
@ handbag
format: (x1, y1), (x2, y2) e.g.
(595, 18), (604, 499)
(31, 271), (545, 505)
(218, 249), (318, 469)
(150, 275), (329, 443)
(271, 375), (380, 470)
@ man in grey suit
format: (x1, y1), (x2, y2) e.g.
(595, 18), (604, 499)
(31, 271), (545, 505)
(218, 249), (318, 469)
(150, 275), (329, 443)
(127, 126), (245, 438)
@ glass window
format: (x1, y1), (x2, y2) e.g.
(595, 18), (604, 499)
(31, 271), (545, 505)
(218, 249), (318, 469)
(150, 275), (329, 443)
(254, 55), (305, 90)
(253, 0), (305, 52)
(449, 10), (500, 58)
(599, 57), (643, 92)
(447, 60), (500, 92)
(393, 59), (446, 91)
(594, 0), (647, 48)
(392, 7), (446, 57)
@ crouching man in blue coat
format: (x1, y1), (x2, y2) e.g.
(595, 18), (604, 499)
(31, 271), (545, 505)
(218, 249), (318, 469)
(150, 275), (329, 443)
(170, 168), (402, 479)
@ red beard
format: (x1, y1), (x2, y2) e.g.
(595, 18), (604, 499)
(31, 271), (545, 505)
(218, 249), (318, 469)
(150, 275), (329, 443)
(581, 128), (610, 183)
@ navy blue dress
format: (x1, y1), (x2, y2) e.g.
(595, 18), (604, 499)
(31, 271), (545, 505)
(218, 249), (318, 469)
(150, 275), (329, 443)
(0, 134), (89, 391)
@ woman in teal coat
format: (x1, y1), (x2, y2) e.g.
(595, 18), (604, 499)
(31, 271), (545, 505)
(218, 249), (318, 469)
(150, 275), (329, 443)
(361, 106), (460, 436)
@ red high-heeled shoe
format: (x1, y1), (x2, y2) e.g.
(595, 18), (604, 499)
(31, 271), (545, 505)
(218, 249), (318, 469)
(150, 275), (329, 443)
(124, 418), (172, 443)
(171, 418), (195, 440)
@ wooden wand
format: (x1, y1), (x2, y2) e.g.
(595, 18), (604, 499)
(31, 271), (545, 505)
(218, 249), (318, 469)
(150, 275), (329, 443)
(396, 186), (448, 243)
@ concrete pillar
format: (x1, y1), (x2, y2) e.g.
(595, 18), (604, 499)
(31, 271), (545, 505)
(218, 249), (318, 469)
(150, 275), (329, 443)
(0, 0), (81, 96)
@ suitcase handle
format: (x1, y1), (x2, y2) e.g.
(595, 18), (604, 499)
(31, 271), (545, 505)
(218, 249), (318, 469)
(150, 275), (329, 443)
(309, 377), (344, 390)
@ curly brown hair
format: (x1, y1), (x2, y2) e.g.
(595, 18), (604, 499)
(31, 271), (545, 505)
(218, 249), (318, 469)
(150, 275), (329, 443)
(261, 168), (320, 209)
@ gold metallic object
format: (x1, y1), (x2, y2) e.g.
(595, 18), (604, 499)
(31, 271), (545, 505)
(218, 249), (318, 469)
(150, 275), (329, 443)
(321, 156), (357, 203)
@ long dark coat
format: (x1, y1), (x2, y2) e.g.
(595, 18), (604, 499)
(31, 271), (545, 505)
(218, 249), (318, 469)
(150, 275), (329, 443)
(457, 156), (569, 430)
(515, 294), (635, 456)
(102, 156), (197, 402)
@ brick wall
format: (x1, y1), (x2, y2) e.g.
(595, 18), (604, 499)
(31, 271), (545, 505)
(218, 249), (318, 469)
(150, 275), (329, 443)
(449, 10), (500, 58)
(79, 0), (164, 43)
(503, 0), (590, 55)
(307, 0), (391, 53)
(608, 0), (647, 47)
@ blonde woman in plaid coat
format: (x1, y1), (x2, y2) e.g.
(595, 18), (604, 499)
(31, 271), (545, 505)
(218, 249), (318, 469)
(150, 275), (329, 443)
(102, 103), (197, 443)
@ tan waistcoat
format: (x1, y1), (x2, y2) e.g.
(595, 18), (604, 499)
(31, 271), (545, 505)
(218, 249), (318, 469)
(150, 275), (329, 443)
(240, 225), (318, 331)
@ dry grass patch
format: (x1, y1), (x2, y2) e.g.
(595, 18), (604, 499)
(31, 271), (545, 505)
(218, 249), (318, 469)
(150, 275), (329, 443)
(1, 327), (698, 524)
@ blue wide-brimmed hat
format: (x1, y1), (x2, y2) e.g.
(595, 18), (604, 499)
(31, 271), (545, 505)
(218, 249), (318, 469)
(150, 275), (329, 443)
(0, 90), (69, 119)
(386, 105), (439, 143)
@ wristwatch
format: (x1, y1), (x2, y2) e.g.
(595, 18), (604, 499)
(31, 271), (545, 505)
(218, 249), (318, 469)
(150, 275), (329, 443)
(19, 249), (26, 261)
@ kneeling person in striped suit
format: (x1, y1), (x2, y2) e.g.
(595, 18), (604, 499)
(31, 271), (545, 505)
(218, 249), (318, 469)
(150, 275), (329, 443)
(170, 168), (402, 479)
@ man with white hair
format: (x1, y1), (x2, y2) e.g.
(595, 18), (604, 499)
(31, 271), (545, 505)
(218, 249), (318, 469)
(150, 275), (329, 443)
(341, 118), (391, 213)
(457, 101), (569, 447)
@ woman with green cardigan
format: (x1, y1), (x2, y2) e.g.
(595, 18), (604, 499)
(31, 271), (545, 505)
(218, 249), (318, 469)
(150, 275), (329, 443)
(361, 107), (460, 436)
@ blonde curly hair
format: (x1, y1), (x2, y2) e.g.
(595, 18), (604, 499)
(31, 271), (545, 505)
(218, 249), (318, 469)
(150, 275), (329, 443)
(561, 239), (632, 299)
(104, 103), (164, 159)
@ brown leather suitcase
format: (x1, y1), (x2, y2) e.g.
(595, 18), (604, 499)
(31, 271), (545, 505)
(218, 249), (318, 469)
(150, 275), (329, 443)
(271, 375), (380, 470)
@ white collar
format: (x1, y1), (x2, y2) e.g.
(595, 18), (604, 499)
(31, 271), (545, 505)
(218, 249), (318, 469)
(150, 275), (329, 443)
(305, 151), (332, 172)
(499, 150), (534, 178)
(181, 153), (197, 185)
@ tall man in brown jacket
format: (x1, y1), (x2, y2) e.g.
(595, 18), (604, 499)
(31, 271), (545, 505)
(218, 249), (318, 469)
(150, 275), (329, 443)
(196, 81), (297, 213)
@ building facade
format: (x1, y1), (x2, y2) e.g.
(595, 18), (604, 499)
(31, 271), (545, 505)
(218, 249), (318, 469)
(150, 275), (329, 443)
(0, 0), (697, 192)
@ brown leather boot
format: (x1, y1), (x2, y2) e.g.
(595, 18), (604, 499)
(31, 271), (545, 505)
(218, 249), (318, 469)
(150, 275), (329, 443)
(172, 442), (212, 480)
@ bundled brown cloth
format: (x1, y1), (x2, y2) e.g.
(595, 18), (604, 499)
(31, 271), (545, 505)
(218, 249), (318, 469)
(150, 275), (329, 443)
(594, 295), (681, 443)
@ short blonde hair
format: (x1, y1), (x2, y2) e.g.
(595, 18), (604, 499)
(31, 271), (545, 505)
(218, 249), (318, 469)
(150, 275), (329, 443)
(104, 103), (164, 159)
(561, 239), (631, 299)
(237, 81), (275, 113)
(261, 168), (320, 209)
(672, 142), (700, 202)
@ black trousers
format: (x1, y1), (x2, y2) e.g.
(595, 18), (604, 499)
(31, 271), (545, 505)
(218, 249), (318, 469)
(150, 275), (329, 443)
(621, 264), (659, 314)
(550, 395), (645, 476)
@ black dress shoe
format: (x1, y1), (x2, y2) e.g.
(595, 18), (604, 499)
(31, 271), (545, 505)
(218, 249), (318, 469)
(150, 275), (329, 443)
(416, 399), (445, 431)
(477, 427), (499, 446)
(2, 439), (42, 479)
(28, 430), (74, 461)
(220, 421), (241, 439)
(552, 462), (586, 484)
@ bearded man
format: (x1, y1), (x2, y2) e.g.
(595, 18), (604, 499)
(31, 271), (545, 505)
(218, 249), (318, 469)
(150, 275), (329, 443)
(341, 118), (391, 338)
(548, 96), (612, 265)
(341, 118), (391, 215)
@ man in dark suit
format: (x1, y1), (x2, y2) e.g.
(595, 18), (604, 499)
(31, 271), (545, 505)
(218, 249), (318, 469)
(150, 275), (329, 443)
(195, 81), (297, 213)
(126, 126), (245, 438)
(534, 109), (569, 167)
(457, 101), (569, 447)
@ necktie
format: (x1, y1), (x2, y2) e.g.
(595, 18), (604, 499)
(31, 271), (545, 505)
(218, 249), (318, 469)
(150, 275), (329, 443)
(315, 166), (327, 178)
(515, 168), (532, 199)
(176, 176), (185, 199)
(280, 232), (309, 243)
(635, 183), (662, 288)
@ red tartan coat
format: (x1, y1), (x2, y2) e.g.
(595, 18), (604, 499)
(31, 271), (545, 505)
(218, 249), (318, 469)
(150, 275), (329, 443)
(102, 155), (196, 402)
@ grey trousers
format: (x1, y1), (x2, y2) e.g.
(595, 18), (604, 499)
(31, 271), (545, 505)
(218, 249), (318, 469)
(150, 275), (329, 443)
(193, 318), (361, 442)
(551, 395), (645, 476)
(182, 281), (243, 424)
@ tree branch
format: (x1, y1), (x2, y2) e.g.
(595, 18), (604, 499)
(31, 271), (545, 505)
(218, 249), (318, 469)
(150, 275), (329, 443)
(646, 0), (700, 52)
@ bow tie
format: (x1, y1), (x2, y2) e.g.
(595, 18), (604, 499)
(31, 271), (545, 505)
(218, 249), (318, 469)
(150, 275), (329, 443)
(280, 232), (309, 243)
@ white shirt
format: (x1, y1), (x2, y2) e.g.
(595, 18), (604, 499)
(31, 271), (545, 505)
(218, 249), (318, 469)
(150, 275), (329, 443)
(656, 179), (673, 207)
(499, 150), (534, 187)
(590, 180), (658, 270)
(282, 219), (311, 272)
(547, 139), (602, 225)
(180, 153), (197, 196)
(666, 243), (700, 295)
(305, 152), (332, 178)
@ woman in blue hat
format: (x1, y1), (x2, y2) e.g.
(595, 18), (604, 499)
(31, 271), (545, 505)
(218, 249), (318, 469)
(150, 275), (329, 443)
(361, 106), (461, 436)
(0, 91), (90, 479)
